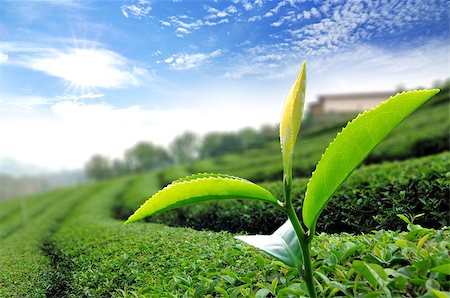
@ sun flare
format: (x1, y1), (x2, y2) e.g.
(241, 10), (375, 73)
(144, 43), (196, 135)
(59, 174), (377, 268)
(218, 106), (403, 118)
(31, 48), (134, 93)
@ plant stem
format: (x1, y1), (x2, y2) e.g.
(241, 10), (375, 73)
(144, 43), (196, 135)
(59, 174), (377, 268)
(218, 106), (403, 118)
(285, 200), (317, 298)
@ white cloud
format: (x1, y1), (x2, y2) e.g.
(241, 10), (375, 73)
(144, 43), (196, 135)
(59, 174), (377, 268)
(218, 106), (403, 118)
(61, 93), (105, 101)
(176, 27), (190, 34)
(310, 7), (320, 18)
(303, 10), (311, 19)
(28, 48), (149, 88)
(172, 18), (203, 29)
(226, 5), (238, 14)
(248, 15), (262, 22)
(0, 95), (48, 111)
(243, 2), (253, 10)
(204, 18), (229, 26)
(271, 21), (282, 27)
(164, 49), (223, 70)
(0, 52), (8, 63)
(254, 0), (264, 7)
(164, 16), (204, 35)
(206, 6), (220, 14)
(121, 1), (152, 18)
(204, 5), (238, 19)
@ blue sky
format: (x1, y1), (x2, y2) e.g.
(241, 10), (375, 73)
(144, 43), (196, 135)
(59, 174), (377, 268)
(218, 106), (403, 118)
(0, 0), (448, 171)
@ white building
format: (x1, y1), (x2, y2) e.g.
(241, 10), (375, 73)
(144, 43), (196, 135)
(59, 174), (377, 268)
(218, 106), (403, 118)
(310, 91), (395, 116)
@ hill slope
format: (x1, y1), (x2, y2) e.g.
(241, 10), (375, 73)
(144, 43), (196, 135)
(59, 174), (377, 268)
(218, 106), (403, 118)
(1, 157), (448, 296)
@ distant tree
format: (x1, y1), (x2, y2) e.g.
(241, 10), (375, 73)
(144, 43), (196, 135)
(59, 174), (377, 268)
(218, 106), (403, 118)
(199, 132), (242, 158)
(220, 133), (242, 153)
(238, 127), (263, 149)
(125, 141), (172, 172)
(169, 131), (200, 164)
(199, 133), (223, 158)
(111, 158), (129, 176)
(259, 124), (278, 142)
(84, 154), (112, 180)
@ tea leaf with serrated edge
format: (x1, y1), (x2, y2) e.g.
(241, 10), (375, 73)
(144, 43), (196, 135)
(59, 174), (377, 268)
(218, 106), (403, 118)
(303, 89), (439, 231)
(125, 174), (280, 224)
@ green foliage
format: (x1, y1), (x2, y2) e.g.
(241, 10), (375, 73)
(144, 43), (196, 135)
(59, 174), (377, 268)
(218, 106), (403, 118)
(117, 152), (449, 235)
(303, 89), (440, 231)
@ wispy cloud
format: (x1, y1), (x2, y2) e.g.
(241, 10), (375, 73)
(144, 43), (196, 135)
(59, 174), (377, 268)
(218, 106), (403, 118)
(224, 45), (286, 78)
(0, 52), (7, 63)
(0, 95), (48, 111)
(60, 93), (105, 101)
(0, 92), (104, 113)
(121, 0), (152, 18)
(204, 18), (229, 26)
(224, 36), (449, 85)
(288, 0), (447, 55)
(164, 49), (224, 70)
(204, 5), (238, 19)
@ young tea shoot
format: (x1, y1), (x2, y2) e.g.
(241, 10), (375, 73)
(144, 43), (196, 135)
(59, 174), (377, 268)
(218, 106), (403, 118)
(126, 62), (439, 297)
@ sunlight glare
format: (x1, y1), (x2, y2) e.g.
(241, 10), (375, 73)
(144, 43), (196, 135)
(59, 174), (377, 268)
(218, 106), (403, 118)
(32, 48), (131, 91)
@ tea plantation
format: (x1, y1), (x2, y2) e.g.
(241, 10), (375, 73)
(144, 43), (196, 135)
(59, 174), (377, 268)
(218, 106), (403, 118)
(0, 90), (449, 297)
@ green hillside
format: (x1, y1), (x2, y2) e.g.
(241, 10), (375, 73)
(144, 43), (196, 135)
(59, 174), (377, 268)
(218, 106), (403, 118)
(1, 155), (449, 296)
(0, 88), (449, 296)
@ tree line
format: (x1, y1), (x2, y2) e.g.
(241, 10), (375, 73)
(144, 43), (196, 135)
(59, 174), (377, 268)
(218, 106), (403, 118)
(84, 124), (278, 180)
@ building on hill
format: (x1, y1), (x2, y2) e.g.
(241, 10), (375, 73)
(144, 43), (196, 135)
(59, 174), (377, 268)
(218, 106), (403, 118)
(309, 91), (395, 123)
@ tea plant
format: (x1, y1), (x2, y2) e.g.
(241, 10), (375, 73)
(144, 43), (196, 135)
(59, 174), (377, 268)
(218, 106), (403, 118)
(126, 62), (439, 297)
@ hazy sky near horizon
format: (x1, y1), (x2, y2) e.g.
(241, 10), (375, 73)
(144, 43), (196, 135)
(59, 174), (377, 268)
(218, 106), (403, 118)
(0, 0), (448, 171)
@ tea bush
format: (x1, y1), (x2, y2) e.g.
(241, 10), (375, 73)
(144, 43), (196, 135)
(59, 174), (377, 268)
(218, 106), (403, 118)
(135, 152), (449, 234)
(0, 184), (101, 297)
(0, 157), (448, 296)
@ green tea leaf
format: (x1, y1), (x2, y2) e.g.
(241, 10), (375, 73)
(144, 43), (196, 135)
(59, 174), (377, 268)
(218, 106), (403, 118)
(236, 220), (303, 268)
(397, 214), (412, 225)
(352, 261), (389, 289)
(255, 288), (271, 298)
(279, 62), (306, 187)
(431, 264), (450, 275)
(126, 173), (279, 224)
(303, 89), (440, 230)
(431, 289), (450, 298)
